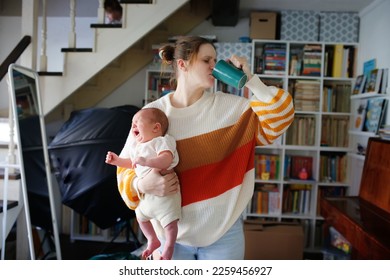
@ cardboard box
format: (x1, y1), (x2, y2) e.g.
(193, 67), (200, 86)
(244, 221), (304, 259)
(250, 12), (278, 40)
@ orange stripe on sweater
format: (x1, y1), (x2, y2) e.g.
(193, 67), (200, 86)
(178, 138), (256, 207)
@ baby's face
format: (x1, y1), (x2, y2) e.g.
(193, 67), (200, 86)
(131, 110), (160, 143)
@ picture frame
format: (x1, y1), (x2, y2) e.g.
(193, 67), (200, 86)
(351, 99), (368, 131)
(352, 74), (366, 94)
(364, 68), (383, 93)
(363, 58), (376, 77)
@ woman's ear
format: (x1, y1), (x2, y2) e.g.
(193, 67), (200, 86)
(177, 59), (187, 71)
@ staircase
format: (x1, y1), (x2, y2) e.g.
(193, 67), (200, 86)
(41, 0), (211, 121)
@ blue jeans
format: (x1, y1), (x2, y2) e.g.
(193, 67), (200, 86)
(159, 216), (244, 260)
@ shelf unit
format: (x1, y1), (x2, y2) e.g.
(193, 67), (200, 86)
(348, 91), (389, 195)
(247, 40), (358, 250)
(144, 67), (173, 105)
(70, 210), (143, 244)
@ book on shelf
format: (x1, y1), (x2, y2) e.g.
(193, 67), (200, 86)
(380, 68), (389, 94)
(285, 115), (316, 146)
(293, 80), (320, 111)
(364, 68), (383, 93)
(282, 184), (312, 215)
(254, 154), (280, 180)
(363, 59), (376, 77)
(363, 98), (388, 134)
(252, 183), (280, 215)
(352, 74), (367, 95)
(260, 43), (287, 75)
(322, 84), (351, 113)
(378, 124), (390, 140)
(285, 155), (313, 180)
(319, 153), (347, 183)
(321, 115), (349, 147)
(332, 44), (344, 78)
(351, 99), (368, 132)
(301, 44), (322, 76)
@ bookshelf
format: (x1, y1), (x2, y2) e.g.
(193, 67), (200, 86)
(144, 68), (173, 105)
(70, 210), (143, 244)
(248, 40), (358, 250)
(348, 71), (389, 196)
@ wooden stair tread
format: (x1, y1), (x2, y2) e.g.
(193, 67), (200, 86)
(0, 169), (21, 180)
(0, 200), (18, 213)
(61, 48), (93, 53)
(38, 71), (63, 76)
(120, 0), (153, 3)
(90, 23), (122, 28)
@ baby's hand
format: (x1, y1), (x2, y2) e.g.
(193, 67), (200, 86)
(105, 151), (118, 165)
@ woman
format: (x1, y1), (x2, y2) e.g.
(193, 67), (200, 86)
(116, 36), (294, 260)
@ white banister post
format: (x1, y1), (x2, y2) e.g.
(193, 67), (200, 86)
(39, 0), (48, 71)
(69, 0), (77, 48)
(98, 0), (105, 24)
(20, 0), (38, 69)
(7, 96), (16, 174)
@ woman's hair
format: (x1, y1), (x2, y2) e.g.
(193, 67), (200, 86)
(158, 36), (215, 88)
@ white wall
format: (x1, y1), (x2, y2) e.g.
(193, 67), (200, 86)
(347, 0), (390, 195)
(0, 17), (22, 116)
(96, 16), (251, 109)
(2, 3), (390, 111)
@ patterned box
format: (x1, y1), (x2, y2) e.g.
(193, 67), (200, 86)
(319, 12), (359, 43)
(214, 42), (252, 61)
(280, 10), (320, 41)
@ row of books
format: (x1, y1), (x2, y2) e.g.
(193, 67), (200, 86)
(254, 43), (286, 75)
(290, 79), (320, 111)
(282, 184), (312, 215)
(352, 68), (389, 94)
(256, 153), (349, 184)
(255, 154), (314, 181)
(250, 184), (348, 216)
(322, 84), (351, 113)
(285, 115), (316, 146)
(321, 115), (349, 148)
(251, 183), (280, 214)
(255, 43), (357, 78)
(324, 44), (356, 78)
(351, 98), (388, 134)
(254, 154), (280, 180)
(301, 44), (322, 76)
(76, 215), (104, 235)
(378, 124), (390, 140)
(284, 155), (313, 180)
(319, 153), (348, 183)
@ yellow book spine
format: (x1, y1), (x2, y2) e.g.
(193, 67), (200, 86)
(332, 44), (344, 78)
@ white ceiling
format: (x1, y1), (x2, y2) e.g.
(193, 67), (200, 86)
(0, 0), (377, 17)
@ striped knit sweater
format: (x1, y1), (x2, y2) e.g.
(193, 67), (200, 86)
(117, 75), (294, 247)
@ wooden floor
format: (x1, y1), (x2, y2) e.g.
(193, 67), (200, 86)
(2, 231), (140, 260)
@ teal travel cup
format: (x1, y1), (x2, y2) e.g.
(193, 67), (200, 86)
(212, 60), (248, 89)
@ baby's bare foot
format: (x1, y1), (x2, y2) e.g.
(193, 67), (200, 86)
(142, 239), (161, 260)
